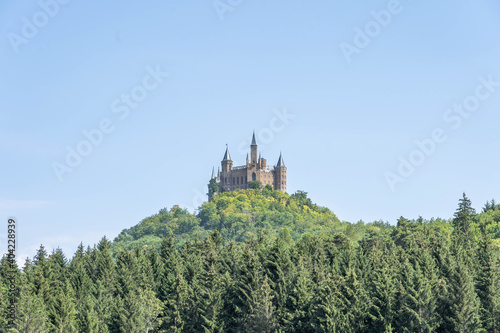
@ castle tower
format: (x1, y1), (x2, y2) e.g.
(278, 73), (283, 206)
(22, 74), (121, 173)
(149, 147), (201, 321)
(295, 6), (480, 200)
(250, 131), (257, 164)
(274, 152), (287, 192)
(220, 145), (233, 191)
(221, 145), (232, 172)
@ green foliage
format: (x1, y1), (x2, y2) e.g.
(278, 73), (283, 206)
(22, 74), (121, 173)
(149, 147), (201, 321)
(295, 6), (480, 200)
(114, 189), (343, 252)
(207, 178), (219, 201)
(7, 192), (500, 332)
(248, 181), (262, 190)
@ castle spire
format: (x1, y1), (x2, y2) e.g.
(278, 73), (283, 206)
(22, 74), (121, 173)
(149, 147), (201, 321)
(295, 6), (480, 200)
(211, 166), (215, 179)
(276, 152), (285, 167)
(222, 144), (231, 161)
(251, 130), (257, 146)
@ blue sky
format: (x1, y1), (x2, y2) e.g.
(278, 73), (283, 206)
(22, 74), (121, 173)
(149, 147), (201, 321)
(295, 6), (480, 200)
(1, 0), (500, 263)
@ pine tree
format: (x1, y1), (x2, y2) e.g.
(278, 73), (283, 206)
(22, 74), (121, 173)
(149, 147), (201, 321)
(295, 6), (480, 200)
(48, 279), (78, 333)
(9, 278), (49, 333)
(95, 237), (116, 295)
(199, 263), (226, 333)
(286, 257), (314, 333)
(0, 285), (6, 332)
(163, 269), (189, 333)
(396, 258), (439, 333)
(244, 274), (277, 333)
(309, 272), (348, 332)
(452, 193), (477, 256)
(366, 248), (397, 332)
(158, 237), (178, 302)
(476, 223), (500, 332)
(79, 295), (101, 333)
(340, 265), (370, 333)
(232, 247), (277, 332)
(446, 256), (484, 333)
(147, 245), (164, 295)
(264, 235), (292, 328)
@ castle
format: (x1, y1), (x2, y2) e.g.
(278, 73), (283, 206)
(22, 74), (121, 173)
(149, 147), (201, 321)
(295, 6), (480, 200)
(210, 132), (287, 193)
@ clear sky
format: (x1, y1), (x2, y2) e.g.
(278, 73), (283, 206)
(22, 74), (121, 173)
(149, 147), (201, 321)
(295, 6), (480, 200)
(1, 0), (500, 263)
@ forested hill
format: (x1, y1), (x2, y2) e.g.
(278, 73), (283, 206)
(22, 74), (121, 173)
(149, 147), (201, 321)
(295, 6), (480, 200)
(5, 192), (500, 332)
(113, 188), (500, 254)
(113, 189), (347, 253)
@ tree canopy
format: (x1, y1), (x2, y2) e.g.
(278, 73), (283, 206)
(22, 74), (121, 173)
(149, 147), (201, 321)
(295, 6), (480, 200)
(2, 191), (500, 332)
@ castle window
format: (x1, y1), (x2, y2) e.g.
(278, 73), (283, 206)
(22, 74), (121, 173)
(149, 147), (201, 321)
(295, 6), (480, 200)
(252, 173), (256, 181)
(233, 177), (235, 184)
(237, 177), (239, 185)
(241, 176), (243, 184)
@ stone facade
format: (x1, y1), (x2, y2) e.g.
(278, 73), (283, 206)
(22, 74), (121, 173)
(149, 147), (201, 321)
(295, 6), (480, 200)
(210, 132), (287, 193)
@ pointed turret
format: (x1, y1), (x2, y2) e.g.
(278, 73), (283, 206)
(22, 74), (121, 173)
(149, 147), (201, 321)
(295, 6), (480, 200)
(274, 152), (287, 192)
(221, 144), (233, 173)
(222, 144), (231, 161)
(211, 167), (215, 179)
(250, 132), (258, 164)
(276, 152), (285, 167)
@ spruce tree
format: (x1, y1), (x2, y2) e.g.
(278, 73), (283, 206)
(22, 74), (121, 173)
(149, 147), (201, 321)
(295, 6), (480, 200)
(476, 223), (500, 332)
(309, 272), (348, 332)
(286, 257), (314, 332)
(452, 193), (477, 256)
(446, 256), (484, 333)
(48, 279), (78, 333)
(9, 278), (49, 333)
(367, 248), (397, 332)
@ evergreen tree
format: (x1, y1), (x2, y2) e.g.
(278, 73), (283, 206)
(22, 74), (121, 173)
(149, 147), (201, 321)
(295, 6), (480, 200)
(476, 223), (500, 332)
(452, 193), (477, 255)
(199, 263), (226, 333)
(309, 272), (348, 332)
(9, 278), (49, 333)
(48, 279), (78, 333)
(286, 257), (314, 333)
(208, 178), (219, 201)
(396, 258), (439, 333)
(340, 265), (369, 333)
(366, 248), (397, 332)
(446, 256), (484, 333)
(244, 274), (277, 333)
(163, 269), (189, 333)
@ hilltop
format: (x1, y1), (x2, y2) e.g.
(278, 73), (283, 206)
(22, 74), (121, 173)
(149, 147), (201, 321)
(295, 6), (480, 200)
(112, 187), (500, 253)
(113, 188), (363, 253)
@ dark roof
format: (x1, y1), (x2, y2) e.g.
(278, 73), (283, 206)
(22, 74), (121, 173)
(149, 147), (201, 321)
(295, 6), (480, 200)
(222, 145), (231, 161)
(251, 131), (257, 146)
(276, 152), (285, 167)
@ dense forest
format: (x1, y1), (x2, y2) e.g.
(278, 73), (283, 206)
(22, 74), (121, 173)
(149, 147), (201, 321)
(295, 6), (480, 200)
(1, 189), (500, 332)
